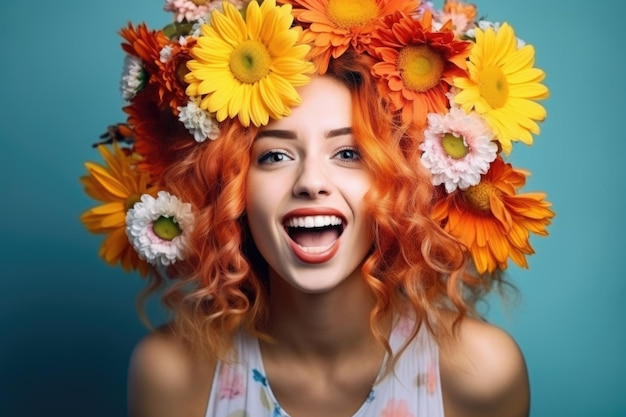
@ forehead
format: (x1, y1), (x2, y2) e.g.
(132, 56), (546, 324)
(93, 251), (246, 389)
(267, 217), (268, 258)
(262, 75), (353, 132)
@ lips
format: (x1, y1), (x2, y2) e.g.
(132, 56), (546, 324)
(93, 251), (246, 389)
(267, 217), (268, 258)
(282, 208), (345, 264)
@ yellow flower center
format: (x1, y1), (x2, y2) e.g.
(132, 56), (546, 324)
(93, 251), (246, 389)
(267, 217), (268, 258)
(462, 182), (497, 213)
(153, 216), (182, 241)
(397, 45), (445, 93)
(327, 0), (379, 28)
(229, 40), (271, 84)
(478, 66), (509, 109)
(191, 0), (208, 6)
(442, 133), (469, 159)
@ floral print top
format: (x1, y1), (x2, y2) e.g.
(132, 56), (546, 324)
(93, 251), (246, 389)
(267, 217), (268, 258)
(205, 316), (444, 417)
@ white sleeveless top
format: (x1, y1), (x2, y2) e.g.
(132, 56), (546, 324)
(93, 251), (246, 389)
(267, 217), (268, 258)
(204, 315), (444, 416)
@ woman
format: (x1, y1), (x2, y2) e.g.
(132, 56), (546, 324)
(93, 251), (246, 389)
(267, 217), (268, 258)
(80, 1), (553, 416)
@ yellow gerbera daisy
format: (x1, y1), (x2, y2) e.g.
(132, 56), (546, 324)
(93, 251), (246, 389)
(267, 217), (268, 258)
(452, 23), (549, 154)
(432, 157), (554, 274)
(80, 143), (156, 276)
(185, 0), (314, 127)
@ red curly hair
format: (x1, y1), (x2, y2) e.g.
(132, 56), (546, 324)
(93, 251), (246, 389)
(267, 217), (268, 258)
(150, 51), (494, 360)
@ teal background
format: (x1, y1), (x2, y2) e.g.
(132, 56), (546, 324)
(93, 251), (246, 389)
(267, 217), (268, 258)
(1, 1), (624, 416)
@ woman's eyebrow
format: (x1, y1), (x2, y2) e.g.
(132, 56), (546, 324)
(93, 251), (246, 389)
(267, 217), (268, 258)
(255, 126), (352, 140)
(326, 127), (352, 138)
(255, 129), (297, 140)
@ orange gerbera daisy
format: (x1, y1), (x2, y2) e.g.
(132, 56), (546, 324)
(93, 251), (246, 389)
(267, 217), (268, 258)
(80, 143), (157, 276)
(443, 0), (477, 20)
(440, 0), (477, 35)
(153, 36), (197, 114)
(281, 0), (416, 73)
(124, 84), (195, 179)
(369, 11), (471, 127)
(119, 22), (170, 78)
(432, 156), (554, 273)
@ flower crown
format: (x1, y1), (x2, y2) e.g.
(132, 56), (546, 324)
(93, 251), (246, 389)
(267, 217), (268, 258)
(80, 0), (554, 278)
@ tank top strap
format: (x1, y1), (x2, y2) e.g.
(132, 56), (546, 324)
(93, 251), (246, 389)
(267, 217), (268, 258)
(362, 315), (444, 417)
(205, 331), (288, 417)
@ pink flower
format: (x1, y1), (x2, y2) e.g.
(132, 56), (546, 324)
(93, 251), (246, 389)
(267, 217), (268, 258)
(218, 365), (244, 400)
(380, 399), (415, 417)
(426, 359), (438, 395)
(164, 0), (211, 22)
(414, 1), (436, 19)
(163, 0), (246, 23)
(436, 0), (477, 35)
(420, 107), (498, 193)
(396, 316), (414, 338)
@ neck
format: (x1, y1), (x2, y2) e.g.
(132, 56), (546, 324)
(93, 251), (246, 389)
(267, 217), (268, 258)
(264, 268), (390, 359)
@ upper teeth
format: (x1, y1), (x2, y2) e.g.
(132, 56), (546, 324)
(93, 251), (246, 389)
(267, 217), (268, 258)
(286, 215), (343, 228)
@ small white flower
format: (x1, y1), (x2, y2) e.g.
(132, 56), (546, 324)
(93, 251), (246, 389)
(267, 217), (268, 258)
(126, 191), (195, 266)
(420, 108), (498, 193)
(190, 15), (211, 38)
(178, 97), (220, 142)
(445, 86), (462, 109)
(160, 45), (174, 63)
(120, 55), (145, 101)
(188, 1), (245, 37)
(466, 20), (526, 48)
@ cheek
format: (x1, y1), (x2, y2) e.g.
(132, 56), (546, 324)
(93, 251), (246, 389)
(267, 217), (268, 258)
(245, 175), (263, 224)
(244, 177), (284, 269)
(346, 173), (373, 202)
(245, 173), (277, 238)
(346, 174), (374, 237)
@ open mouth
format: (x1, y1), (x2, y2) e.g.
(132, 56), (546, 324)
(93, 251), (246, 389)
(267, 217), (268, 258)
(284, 215), (344, 254)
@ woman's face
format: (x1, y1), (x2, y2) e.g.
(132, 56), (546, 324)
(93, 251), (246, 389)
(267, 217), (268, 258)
(245, 75), (374, 294)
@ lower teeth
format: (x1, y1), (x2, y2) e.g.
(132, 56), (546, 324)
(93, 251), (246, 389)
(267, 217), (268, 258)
(298, 242), (334, 254)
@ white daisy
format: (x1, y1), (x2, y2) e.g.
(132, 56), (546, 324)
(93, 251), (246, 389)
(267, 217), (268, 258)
(190, 14), (211, 38)
(420, 107), (498, 193)
(126, 191), (195, 266)
(120, 55), (145, 101)
(178, 97), (220, 142)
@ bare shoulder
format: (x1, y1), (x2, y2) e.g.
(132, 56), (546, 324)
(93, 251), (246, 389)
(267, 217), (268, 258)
(439, 315), (530, 417)
(127, 324), (215, 417)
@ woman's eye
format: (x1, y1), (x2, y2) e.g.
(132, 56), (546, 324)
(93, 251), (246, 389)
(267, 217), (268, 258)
(258, 150), (292, 164)
(334, 147), (361, 162)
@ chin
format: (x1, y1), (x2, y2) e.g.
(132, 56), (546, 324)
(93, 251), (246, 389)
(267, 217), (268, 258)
(270, 263), (364, 295)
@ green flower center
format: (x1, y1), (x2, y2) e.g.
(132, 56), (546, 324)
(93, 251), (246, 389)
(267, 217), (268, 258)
(137, 69), (148, 92)
(125, 194), (142, 211)
(462, 182), (497, 213)
(229, 40), (271, 84)
(442, 133), (469, 159)
(478, 66), (509, 109)
(152, 216), (182, 241)
(327, 0), (378, 28)
(176, 60), (190, 87)
(397, 45), (445, 92)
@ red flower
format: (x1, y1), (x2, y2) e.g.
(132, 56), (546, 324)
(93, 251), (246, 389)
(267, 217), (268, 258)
(368, 11), (471, 127)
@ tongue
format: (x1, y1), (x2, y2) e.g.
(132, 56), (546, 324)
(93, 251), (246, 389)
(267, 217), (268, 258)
(290, 228), (339, 247)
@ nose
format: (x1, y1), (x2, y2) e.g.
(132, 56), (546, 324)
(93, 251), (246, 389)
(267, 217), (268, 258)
(293, 159), (331, 199)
